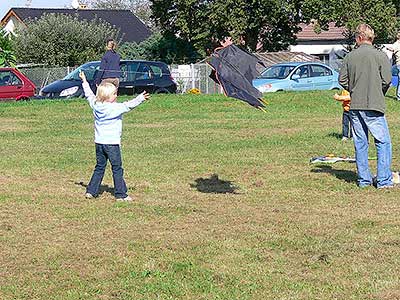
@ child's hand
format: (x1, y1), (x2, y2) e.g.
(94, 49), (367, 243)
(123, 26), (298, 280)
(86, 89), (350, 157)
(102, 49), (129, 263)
(141, 91), (150, 101)
(79, 70), (87, 82)
(333, 93), (340, 100)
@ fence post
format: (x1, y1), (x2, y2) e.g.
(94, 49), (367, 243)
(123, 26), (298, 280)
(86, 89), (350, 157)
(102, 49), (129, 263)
(191, 63), (195, 89)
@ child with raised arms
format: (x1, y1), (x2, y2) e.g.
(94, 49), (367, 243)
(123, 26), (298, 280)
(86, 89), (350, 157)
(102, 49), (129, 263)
(79, 70), (150, 201)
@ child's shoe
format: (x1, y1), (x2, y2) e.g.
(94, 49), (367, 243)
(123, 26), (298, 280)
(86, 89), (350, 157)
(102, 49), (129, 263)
(341, 137), (348, 141)
(116, 195), (133, 202)
(85, 192), (94, 199)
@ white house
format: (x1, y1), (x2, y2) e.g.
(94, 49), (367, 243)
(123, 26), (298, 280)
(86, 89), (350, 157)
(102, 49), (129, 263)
(290, 22), (393, 70)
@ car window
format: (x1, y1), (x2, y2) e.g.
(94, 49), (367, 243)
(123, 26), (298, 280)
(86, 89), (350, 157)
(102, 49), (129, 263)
(261, 65), (295, 79)
(0, 71), (21, 86)
(293, 66), (310, 78)
(136, 63), (152, 80)
(310, 65), (332, 77)
(64, 62), (99, 81)
(127, 62), (139, 81)
(119, 63), (128, 82)
(149, 64), (162, 78)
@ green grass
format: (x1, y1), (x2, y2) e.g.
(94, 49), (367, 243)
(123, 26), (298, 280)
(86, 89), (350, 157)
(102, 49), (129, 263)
(1, 89), (400, 299)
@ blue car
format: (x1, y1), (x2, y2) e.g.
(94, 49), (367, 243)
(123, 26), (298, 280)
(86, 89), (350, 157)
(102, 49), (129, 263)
(253, 62), (341, 93)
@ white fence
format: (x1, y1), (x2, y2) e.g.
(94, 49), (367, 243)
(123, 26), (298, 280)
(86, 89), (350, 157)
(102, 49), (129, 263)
(170, 63), (223, 94)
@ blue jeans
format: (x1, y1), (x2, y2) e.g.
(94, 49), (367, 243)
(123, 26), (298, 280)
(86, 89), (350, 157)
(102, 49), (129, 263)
(86, 143), (128, 198)
(342, 111), (352, 138)
(396, 65), (400, 100)
(349, 110), (392, 188)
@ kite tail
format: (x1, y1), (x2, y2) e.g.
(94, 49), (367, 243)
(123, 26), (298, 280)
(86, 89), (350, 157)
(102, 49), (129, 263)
(258, 106), (267, 113)
(259, 98), (268, 105)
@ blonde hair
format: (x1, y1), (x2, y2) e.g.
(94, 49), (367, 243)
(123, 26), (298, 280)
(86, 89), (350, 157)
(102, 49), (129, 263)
(96, 82), (117, 102)
(355, 23), (375, 42)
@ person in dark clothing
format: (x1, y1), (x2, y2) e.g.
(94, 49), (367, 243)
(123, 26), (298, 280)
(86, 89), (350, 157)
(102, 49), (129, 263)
(95, 39), (121, 88)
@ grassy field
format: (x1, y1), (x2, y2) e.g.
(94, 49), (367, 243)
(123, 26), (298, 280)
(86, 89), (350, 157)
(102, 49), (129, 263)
(1, 89), (400, 300)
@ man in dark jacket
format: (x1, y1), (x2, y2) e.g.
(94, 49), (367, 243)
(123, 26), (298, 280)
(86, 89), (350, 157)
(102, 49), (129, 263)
(95, 39), (121, 88)
(339, 23), (393, 188)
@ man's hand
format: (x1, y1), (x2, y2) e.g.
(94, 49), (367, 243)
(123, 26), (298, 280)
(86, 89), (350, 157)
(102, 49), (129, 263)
(79, 70), (87, 82)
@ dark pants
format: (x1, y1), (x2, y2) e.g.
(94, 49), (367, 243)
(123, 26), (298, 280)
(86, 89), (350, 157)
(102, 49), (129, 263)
(86, 143), (128, 198)
(342, 111), (352, 138)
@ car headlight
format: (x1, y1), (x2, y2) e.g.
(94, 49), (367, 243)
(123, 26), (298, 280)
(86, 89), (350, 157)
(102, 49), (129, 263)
(60, 86), (79, 97)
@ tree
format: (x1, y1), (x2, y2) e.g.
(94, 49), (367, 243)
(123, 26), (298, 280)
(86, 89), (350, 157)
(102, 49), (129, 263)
(119, 32), (200, 64)
(13, 13), (120, 66)
(150, 0), (303, 55)
(0, 31), (16, 67)
(301, 0), (397, 44)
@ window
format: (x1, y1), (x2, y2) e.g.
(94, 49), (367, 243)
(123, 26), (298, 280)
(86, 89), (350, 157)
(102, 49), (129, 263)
(310, 65), (332, 77)
(261, 65), (295, 79)
(135, 63), (152, 80)
(119, 63), (128, 82)
(150, 64), (162, 78)
(316, 54), (330, 64)
(0, 71), (21, 86)
(293, 65), (309, 78)
(127, 62), (138, 81)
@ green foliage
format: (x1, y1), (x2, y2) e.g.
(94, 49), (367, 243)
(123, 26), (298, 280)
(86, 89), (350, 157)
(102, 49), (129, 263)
(0, 32), (16, 67)
(119, 32), (200, 64)
(302, 0), (398, 44)
(150, 0), (302, 55)
(13, 13), (120, 66)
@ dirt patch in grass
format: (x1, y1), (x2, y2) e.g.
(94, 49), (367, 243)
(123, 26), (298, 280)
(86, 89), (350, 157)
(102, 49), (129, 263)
(0, 118), (30, 133)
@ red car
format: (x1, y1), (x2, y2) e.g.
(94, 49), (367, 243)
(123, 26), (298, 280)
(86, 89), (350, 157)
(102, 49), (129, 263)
(0, 68), (36, 101)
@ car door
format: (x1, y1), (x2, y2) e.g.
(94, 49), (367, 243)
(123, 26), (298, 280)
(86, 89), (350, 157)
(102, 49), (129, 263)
(117, 62), (133, 95)
(134, 62), (155, 94)
(0, 70), (23, 99)
(290, 65), (313, 91)
(310, 64), (334, 90)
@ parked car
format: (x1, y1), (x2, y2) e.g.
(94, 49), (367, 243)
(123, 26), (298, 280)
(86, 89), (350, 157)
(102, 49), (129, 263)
(0, 67), (36, 101)
(252, 62), (341, 93)
(39, 60), (177, 98)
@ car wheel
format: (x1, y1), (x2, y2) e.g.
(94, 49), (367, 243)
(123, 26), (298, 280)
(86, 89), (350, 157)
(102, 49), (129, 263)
(154, 88), (171, 94)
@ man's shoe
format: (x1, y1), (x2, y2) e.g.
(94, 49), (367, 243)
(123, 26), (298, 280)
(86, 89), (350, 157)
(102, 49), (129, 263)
(392, 171), (400, 184)
(85, 192), (94, 199)
(116, 195), (133, 202)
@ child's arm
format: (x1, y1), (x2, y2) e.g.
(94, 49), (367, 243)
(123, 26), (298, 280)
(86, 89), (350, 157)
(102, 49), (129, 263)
(79, 71), (96, 107)
(123, 91), (150, 110)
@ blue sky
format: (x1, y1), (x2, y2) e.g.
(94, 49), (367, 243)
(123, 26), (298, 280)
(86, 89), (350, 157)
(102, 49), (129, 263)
(1, 0), (72, 20)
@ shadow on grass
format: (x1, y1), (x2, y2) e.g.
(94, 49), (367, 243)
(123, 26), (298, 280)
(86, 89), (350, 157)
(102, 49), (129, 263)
(190, 174), (240, 194)
(327, 132), (342, 140)
(311, 165), (357, 183)
(75, 181), (114, 196)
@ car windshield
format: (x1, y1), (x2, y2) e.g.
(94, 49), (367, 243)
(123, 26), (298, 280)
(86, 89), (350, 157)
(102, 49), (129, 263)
(260, 65), (295, 79)
(63, 62), (99, 80)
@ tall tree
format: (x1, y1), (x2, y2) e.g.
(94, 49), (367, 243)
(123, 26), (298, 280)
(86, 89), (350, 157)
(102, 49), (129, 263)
(13, 13), (120, 66)
(150, 0), (303, 55)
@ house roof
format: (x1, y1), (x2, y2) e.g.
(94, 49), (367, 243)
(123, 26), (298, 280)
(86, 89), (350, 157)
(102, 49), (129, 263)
(296, 22), (346, 42)
(1, 7), (152, 43)
(254, 51), (320, 68)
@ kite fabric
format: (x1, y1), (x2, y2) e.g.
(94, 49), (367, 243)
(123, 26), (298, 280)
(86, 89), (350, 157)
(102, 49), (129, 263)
(208, 44), (266, 109)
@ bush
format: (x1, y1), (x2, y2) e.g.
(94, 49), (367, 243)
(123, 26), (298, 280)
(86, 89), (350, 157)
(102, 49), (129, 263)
(13, 13), (120, 66)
